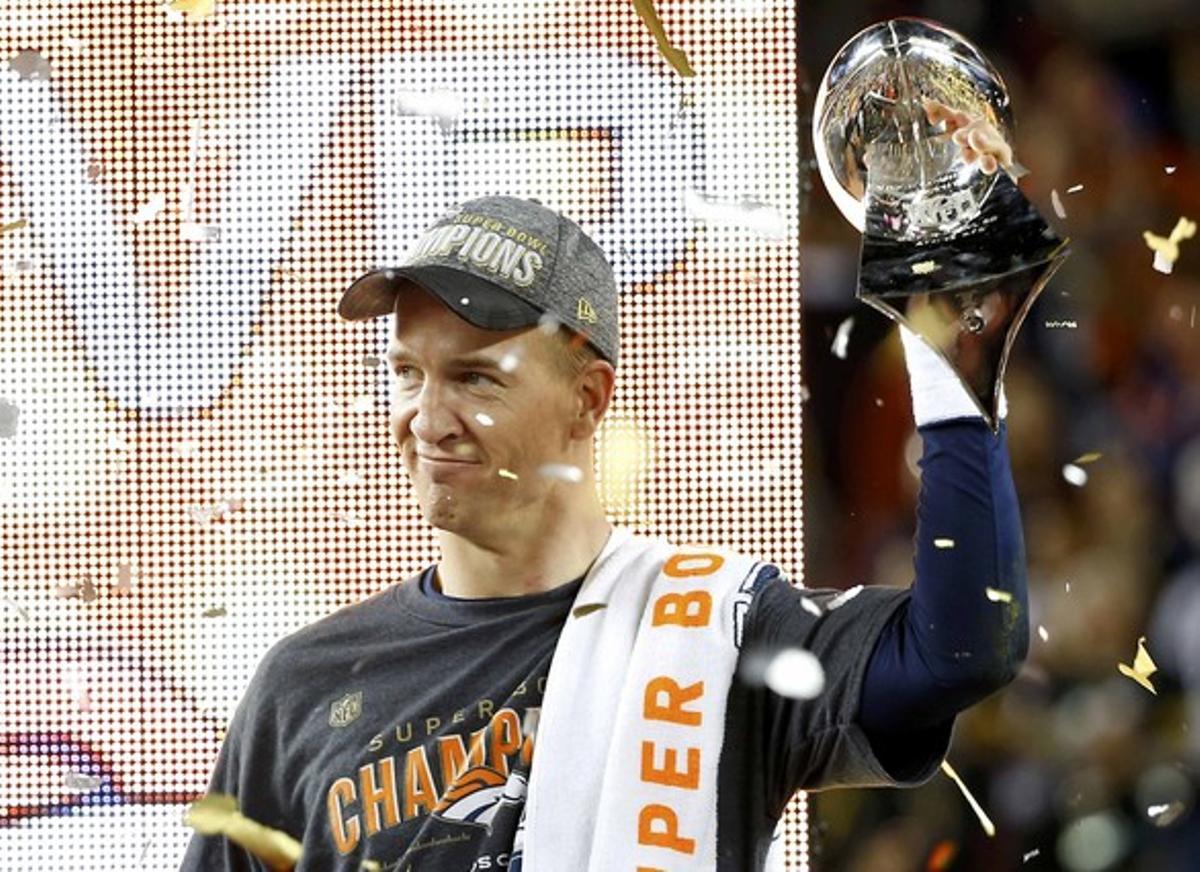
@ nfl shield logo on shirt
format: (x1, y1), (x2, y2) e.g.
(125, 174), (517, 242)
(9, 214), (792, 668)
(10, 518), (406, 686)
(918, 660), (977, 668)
(329, 691), (363, 728)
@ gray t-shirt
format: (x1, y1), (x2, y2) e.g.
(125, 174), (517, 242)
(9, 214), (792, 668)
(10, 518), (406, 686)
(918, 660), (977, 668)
(181, 563), (950, 871)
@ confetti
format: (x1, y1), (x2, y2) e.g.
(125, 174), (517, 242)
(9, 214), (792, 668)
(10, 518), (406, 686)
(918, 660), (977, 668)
(132, 194), (167, 225)
(1165, 166), (1177, 175)
(1146, 801), (1186, 826)
(537, 313), (562, 336)
(1117, 635), (1158, 695)
(538, 463), (584, 483)
(181, 222), (221, 242)
(986, 587), (1013, 604)
(831, 316), (855, 359)
(1, 218), (28, 236)
(202, 606), (227, 618)
(0, 397), (20, 439)
(6, 49), (51, 80)
(827, 584), (862, 610)
(572, 603), (607, 618)
(63, 35), (86, 54)
(683, 190), (786, 239)
(3, 599), (30, 621)
(360, 862), (383, 872)
(764, 648), (825, 700)
(934, 538), (956, 549)
(911, 259), (939, 275)
(1023, 848), (1041, 862)
(630, 0), (695, 77)
(1062, 463), (1088, 487)
(1065, 581), (1071, 594)
(941, 760), (996, 837)
(1143, 216), (1196, 275)
(1038, 625), (1049, 642)
(390, 89), (465, 132)
(185, 793), (303, 870)
(1051, 189), (1066, 220)
(63, 772), (102, 792)
(115, 562), (134, 594)
(168, 0), (216, 22)
(499, 352), (521, 373)
(1066, 184), (1084, 194)
(799, 597), (822, 618)
(474, 412), (495, 427)
(926, 840), (958, 871)
(1073, 452), (1102, 465)
(55, 576), (98, 602)
(1044, 319), (1077, 329)
(498, 469), (519, 480)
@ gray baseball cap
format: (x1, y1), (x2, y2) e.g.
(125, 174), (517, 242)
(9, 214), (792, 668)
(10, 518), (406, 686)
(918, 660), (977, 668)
(339, 195), (619, 366)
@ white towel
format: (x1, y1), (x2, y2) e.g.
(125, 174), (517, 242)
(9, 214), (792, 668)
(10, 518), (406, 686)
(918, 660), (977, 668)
(523, 526), (766, 870)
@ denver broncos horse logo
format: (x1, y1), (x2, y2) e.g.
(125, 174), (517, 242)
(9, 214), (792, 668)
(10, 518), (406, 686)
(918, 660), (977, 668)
(434, 766), (528, 832)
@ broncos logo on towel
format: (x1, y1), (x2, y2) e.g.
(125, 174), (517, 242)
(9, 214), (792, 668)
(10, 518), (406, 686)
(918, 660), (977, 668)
(434, 766), (528, 832)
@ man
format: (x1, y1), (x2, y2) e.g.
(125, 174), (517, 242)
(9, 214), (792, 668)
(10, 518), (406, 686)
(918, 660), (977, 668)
(182, 176), (1027, 869)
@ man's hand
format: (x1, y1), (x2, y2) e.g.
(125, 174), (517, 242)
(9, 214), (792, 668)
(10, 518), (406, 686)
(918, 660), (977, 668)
(922, 98), (1013, 176)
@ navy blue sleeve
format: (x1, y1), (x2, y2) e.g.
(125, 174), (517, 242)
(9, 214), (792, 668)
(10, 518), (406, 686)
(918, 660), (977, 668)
(858, 417), (1029, 772)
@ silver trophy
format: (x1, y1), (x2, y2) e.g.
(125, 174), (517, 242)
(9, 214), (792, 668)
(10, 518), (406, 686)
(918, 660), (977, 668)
(813, 17), (1070, 430)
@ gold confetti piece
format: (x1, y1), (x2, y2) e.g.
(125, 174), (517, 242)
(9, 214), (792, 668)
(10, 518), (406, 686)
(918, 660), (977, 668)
(1038, 624), (1049, 642)
(911, 260), (939, 275)
(202, 606), (227, 618)
(185, 793), (302, 871)
(474, 412), (495, 427)
(1023, 848), (1041, 862)
(498, 352), (521, 373)
(985, 587), (1013, 604)
(1044, 319), (1078, 329)
(498, 468), (519, 480)
(1144, 216), (1196, 275)
(1073, 452), (1102, 465)
(572, 603), (607, 618)
(630, 0), (695, 77)
(934, 538), (956, 549)
(941, 760), (996, 837)
(1165, 166), (1177, 175)
(1, 219), (28, 236)
(1066, 184), (1084, 194)
(1117, 635), (1158, 695)
(360, 862), (382, 872)
(169, 0), (216, 22)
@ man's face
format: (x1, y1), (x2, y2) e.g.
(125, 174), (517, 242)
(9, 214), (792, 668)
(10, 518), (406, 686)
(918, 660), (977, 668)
(386, 285), (584, 537)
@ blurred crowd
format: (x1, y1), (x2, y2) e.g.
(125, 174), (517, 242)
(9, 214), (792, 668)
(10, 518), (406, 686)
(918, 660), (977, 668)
(796, 0), (1200, 869)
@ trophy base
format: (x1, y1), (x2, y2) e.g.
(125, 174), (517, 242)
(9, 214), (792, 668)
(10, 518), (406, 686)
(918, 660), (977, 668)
(858, 172), (1070, 432)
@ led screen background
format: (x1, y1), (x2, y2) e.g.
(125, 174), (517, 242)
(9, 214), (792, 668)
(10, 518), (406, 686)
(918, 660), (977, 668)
(0, 0), (807, 866)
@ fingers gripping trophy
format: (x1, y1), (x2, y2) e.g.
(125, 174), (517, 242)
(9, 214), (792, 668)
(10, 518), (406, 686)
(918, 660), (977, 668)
(813, 18), (1070, 431)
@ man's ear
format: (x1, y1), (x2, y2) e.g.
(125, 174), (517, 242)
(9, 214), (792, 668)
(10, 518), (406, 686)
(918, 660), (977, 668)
(571, 359), (616, 439)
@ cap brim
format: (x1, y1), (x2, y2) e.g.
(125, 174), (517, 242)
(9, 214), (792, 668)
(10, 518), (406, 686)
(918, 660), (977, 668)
(338, 265), (546, 331)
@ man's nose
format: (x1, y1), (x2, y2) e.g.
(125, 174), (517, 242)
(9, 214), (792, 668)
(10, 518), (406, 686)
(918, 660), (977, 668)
(406, 381), (462, 446)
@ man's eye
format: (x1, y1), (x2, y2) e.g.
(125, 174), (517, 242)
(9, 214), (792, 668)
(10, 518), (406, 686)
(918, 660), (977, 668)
(461, 371), (495, 386)
(391, 364), (419, 380)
